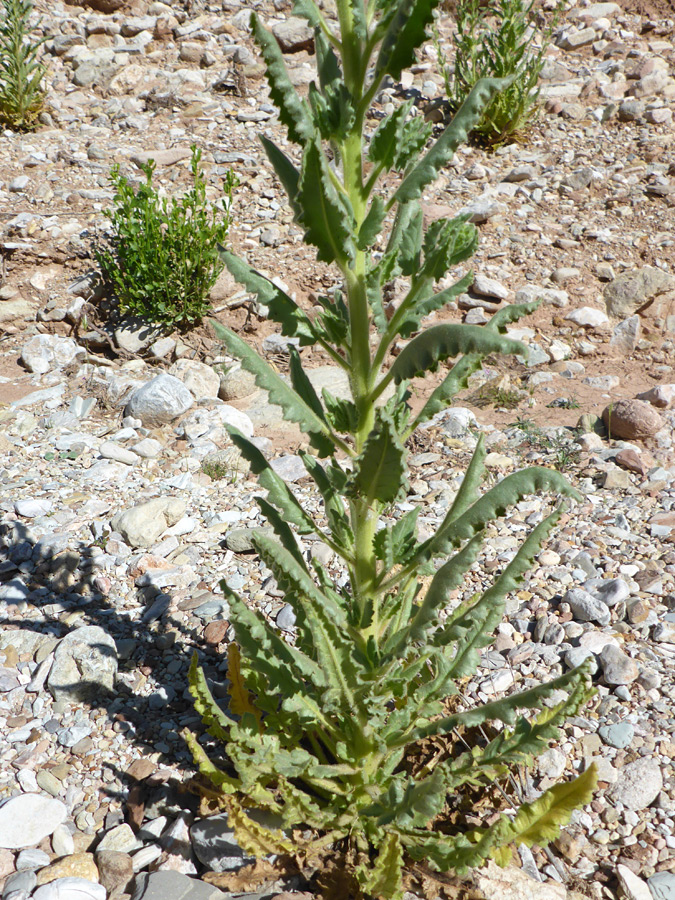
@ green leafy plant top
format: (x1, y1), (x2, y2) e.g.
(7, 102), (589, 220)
(184, 1), (596, 897)
(0, 0), (46, 131)
(96, 147), (236, 331)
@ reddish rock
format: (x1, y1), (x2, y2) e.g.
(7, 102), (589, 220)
(614, 448), (645, 474)
(204, 620), (229, 646)
(602, 399), (664, 440)
(636, 384), (675, 409)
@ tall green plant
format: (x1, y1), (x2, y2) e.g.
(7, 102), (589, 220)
(185, 1), (596, 896)
(0, 0), (46, 131)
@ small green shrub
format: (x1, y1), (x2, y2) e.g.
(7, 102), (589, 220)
(96, 147), (236, 331)
(0, 0), (46, 131)
(183, 1), (596, 896)
(436, 0), (557, 146)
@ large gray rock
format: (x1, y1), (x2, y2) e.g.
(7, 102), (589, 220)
(111, 497), (186, 548)
(113, 318), (164, 354)
(607, 757), (663, 811)
(603, 266), (675, 319)
(564, 588), (611, 626)
(131, 872), (228, 900)
(272, 17), (314, 53)
(189, 814), (252, 872)
(599, 644), (639, 685)
(0, 794), (67, 849)
(47, 626), (118, 702)
(124, 374), (194, 425)
(32, 878), (106, 900)
(648, 872), (675, 900)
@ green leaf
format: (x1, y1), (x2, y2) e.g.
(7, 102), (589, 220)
(259, 136), (301, 218)
(375, 0), (441, 82)
(211, 320), (335, 456)
(493, 765), (598, 852)
(368, 99), (415, 170)
(251, 13), (314, 146)
(389, 324), (526, 383)
(226, 427), (318, 535)
(345, 411), (408, 506)
(398, 270), (474, 340)
(292, 0), (326, 30)
(182, 728), (239, 792)
(186, 652), (232, 742)
(289, 346), (326, 422)
(297, 139), (355, 265)
(322, 389), (358, 434)
(357, 833), (404, 900)
(300, 452), (354, 554)
(419, 214), (477, 282)
(315, 29), (341, 91)
(411, 351), (485, 428)
(309, 80), (356, 141)
(357, 195), (386, 249)
(396, 76), (514, 204)
(216, 250), (315, 344)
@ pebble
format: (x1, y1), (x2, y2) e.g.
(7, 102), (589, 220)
(607, 758), (664, 811)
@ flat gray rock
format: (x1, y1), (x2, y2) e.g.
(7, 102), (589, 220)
(189, 813), (252, 872)
(131, 872), (230, 900)
(111, 497), (186, 548)
(0, 794), (67, 849)
(47, 626), (118, 702)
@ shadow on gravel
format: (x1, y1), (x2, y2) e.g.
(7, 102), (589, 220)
(0, 515), (229, 824)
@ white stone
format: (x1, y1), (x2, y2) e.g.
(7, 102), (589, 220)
(217, 405), (255, 438)
(565, 306), (609, 328)
(96, 823), (138, 853)
(617, 864), (653, 900)
(111, 498), (187, 548)
(99, 441), (138, 465)
(33, 878), (106, 900)
(125, 374), (194, 426)
(15, 499), (53, 518)
(0, 794), (67, 849)
(20, 335), (82, 374)
(169, 359), (221, 401)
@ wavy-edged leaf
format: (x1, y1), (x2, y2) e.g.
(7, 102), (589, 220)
(227, 427), (318, 535)
(289, 345), (326, 422)
(396, 76), (514, 204)
(368, 99), (415, 169)
(251, 13), (314, 146)
(300, 452), (354, 553)
(227, 642), (262, 727)
(277, 774), (329, 829)
(187, 651), (231, 741)
(442, 506), (566, 679)
(292, 0), (326, 30)
(223, 793), (295, 856)
(215, 251), (315, 344)
(409, 659), (594, 743)
(345, 411), (408, 506)
(212, 321), (334, 456)
(493, 765), (598, 854)
(315, 29), (340, 91)
(321, 389), (358, 434)
(389, 324), (526, 384)
(309, 80), (356, 141)
(375, 0), (441, 82)
(297, 138), (355, 265)
(224, 585), (328, 696)
(419, 214), (477, 282)
(182, 728), (239, 792)
(411, 351), (484, 429)
(420, 466), (581, 563)
(357, 833), (404, 900)
(374, 507), (420, 572)
(398, 270), (474, 339)
(357, 195), (386, 249)
(256, 498), (306, 569)
(259, 135), (301, 218)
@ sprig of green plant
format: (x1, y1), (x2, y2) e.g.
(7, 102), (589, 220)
(95, 147), (237, 331)
(436, 0), (558, 146)
(183, 2), (596, 896)
(0, 0), (46, 131)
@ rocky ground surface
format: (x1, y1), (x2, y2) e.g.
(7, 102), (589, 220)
(1, 0), (675, 898)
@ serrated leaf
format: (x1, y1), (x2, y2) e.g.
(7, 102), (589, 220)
(226, 427), (318, 535)
(368, 99), (415, 170)
(252, 14), (314, 146)
(357, 195), (386, 249)
(227, 642), (262, 727)
(211, 321), (334, 456)
(223, 793), (295, 856)
(315, 29), (341, 91)
(345, 412), (408, 506)
(182, 728), (239, 792)
(292, 0), (325, 29)
(375, 0), (441, 82)
(259, 136), (301, 218)
(396, 77), (514, 204)
(493, 765), (598, 853)
(216, 250), (315, 344)
(187, 652), (232, 742)
(322, 389), (358, 434)
(419, 214), (477, 282)
(411, 351), (485, 429)
(397, 270), (474, 340)
(358, 833), (404, 900)
(297, 139), (355, 265)
(300, 452), (354, 553)
(389, 324), (526, 384)
(289, 345), (326, 422)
